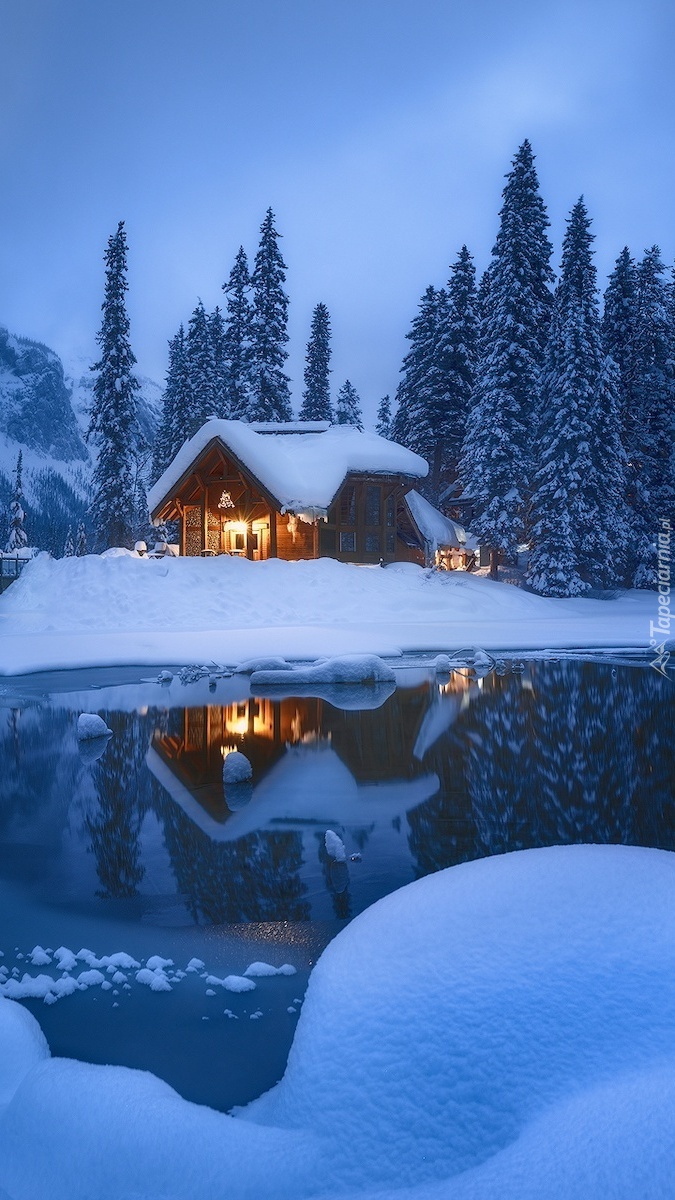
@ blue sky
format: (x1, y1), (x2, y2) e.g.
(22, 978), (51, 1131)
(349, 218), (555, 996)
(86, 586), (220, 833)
(1, 0), (673, 420)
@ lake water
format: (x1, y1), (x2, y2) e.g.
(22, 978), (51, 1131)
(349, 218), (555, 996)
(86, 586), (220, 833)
(1, 658), (673, 1111)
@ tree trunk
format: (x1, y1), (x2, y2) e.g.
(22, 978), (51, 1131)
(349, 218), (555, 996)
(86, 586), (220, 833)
(489, 548), (499, 580)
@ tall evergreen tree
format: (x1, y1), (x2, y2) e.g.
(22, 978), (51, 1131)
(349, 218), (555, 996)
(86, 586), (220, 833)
(222, 246), (253, 419)
(5, 451), (28, 552)
(336, 380), (363, 428)
(75, 521), (87, 556)
(63, 526), (75, 557)
(460, 140), (554, 576)
(299, 302), (332, 421)
(249, 209), (292, 421)
(630, 246), (675, 586)
(528, 199), (629, 596)
(87, 221), (142, 550)
(601, 247), (638, 450)
(152, 325), (190, 481)
(209, 305), (229, 415)
(376, 395), (392, 439)
(434, 245), (478, 489)
(391, 285), (445, 456)
(185, 299), (214, 436)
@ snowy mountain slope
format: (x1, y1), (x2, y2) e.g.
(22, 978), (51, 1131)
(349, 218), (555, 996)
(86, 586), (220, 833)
(0, 327), (163, 484)
(0, 328), (87, 468)
(0, 325), (162, 552)
(65, 351), (163, 450)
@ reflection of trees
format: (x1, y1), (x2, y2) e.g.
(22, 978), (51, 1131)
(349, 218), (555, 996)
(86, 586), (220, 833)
(151, 785), (309, 924)
(0, 706), (79, 837)
(408, 662), (675, 878)
(525, 662), (637, 846)
(85, 710), (154, 898)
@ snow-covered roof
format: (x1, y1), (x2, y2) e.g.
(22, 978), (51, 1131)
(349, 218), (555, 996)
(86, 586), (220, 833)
(249, 421), (331, 434)
(148, 419), (428, 517)
(404, 490), (466, 550)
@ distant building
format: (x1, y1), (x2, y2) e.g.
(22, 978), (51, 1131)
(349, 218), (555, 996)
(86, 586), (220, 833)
(148, 419), (469, 567)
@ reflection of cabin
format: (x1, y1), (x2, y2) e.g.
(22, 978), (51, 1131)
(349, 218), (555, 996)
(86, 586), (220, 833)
(147, 419), (464, 567)
(150, 677), (475, 825)
(152, 697), (322, 818)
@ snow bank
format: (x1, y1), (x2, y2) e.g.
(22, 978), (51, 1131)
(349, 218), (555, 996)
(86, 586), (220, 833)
(0, 553), (657, 674)
(2, 847), (675, 1199)
(0, 1002), (49, 1106)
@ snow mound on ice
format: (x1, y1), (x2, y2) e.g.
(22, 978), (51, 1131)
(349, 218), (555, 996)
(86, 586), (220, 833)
(222, 751), (253, 783)
(324, 830), (347, 862)
(244, 962), (297, 978)
(251, 654), (396, 687)
(76, 713), (112, 740)
(234, 656), (294, 674)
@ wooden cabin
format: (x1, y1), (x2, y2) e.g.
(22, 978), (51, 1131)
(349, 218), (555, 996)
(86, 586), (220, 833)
(148, 419), (445, 566)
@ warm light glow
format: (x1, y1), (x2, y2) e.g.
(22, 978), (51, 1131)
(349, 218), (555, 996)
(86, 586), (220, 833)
(224, 520), (249, 535)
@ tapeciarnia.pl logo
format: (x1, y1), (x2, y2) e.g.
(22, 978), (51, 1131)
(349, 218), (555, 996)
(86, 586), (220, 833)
(650, 517), (672, 679)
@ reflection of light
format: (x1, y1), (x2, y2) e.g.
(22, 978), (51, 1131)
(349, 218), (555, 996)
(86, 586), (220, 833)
(438, 673), (470, 696)
(220, 743), (240, 757)
(224, 520), (248, 535)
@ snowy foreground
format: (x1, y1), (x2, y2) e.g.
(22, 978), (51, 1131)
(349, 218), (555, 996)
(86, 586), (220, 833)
(1, 844), (675, 1199)
(0, 553), (659, 675)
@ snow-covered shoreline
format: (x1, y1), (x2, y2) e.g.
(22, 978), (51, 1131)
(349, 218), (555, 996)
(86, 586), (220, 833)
(0, 552), (661, 676)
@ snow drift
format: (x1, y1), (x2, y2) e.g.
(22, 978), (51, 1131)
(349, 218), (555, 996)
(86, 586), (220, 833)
(2, 845), (675, 1200)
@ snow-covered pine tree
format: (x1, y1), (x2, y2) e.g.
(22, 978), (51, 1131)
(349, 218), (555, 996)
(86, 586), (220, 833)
(222, 247), (253, 419)
(209, 305), (229, 416)
(434, 245), (478, 490)
(63, 526), (75, 557)
(249, 209), (292, 421)
(601, 247), (638, 450)
(391, 285), (445, 461)
(299, 302), (332, 421)
(630, 245), (675, 586)
(376, 395), (392, 439)
(87, 221), (142, 551)
(460, 140), (554, 577)
(185, 300), (214, 437)
(6, 451), (28, 552)
(152, 325), (191, 482)
(336, 380), (363, 428)
(75, 521), (87, 556)
(528, 199), (629, 596)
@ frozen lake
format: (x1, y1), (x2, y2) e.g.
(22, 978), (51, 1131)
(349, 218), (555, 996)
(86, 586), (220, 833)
(1, 658), (673, 1111)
